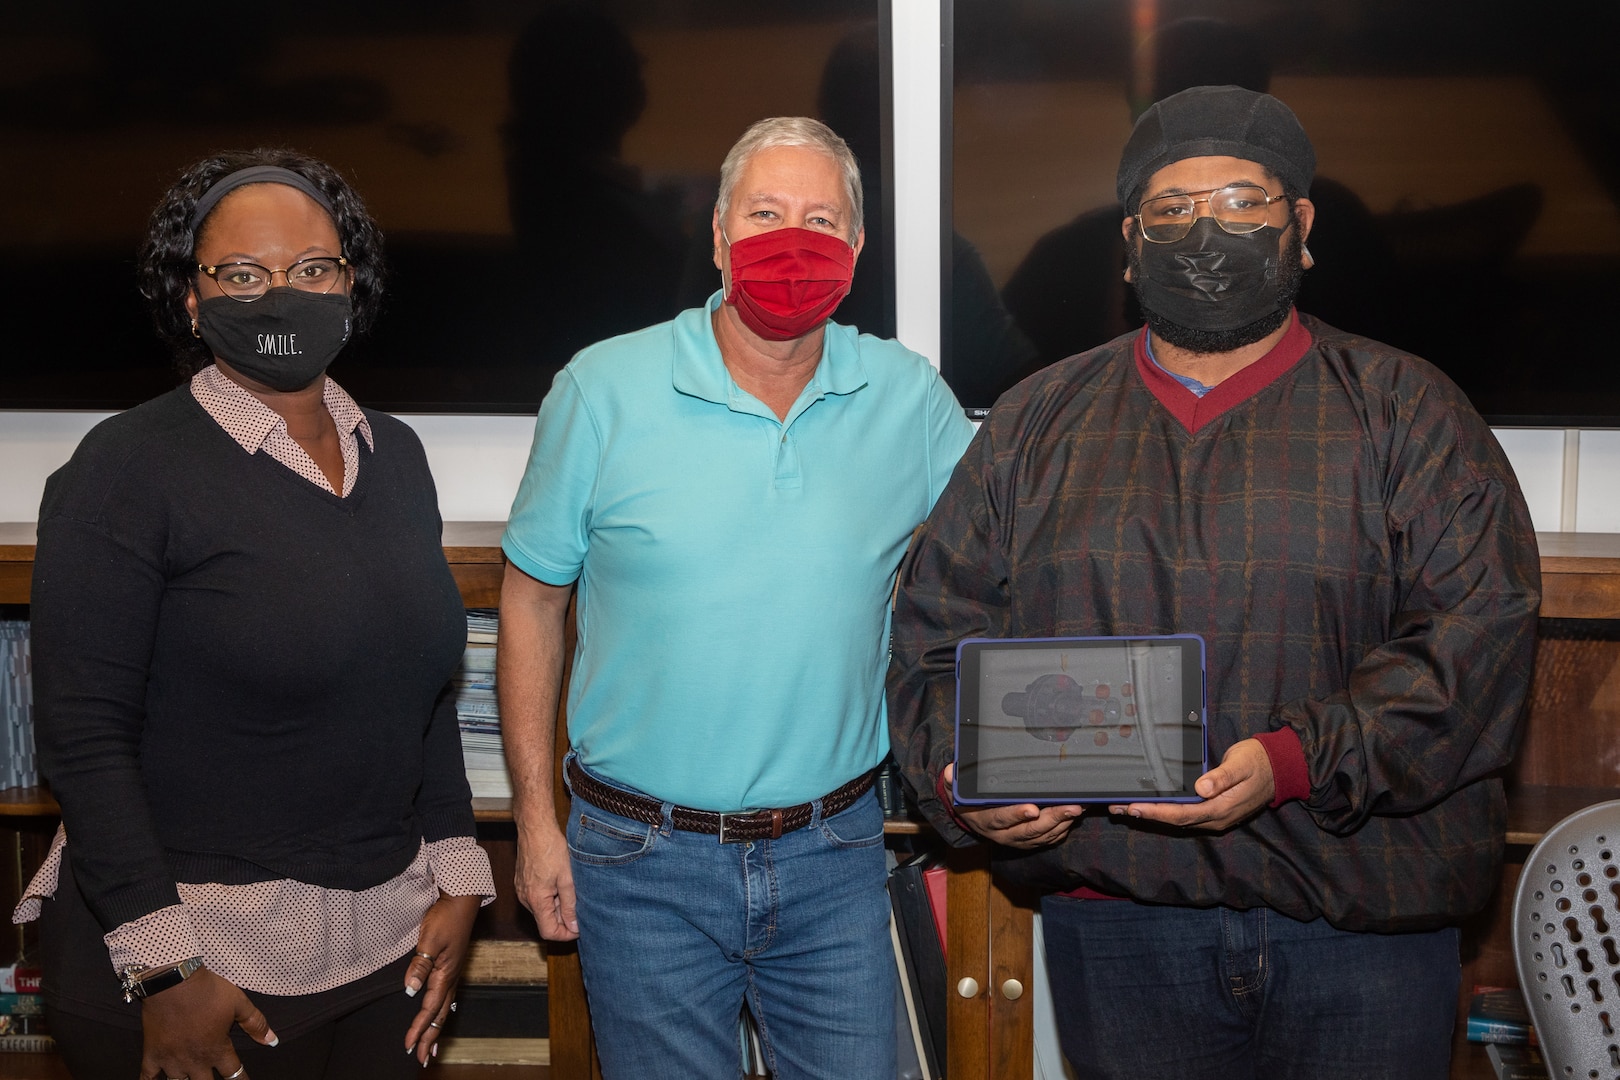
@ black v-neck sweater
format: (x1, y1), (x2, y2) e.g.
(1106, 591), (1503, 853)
(30, 386), (473, 932)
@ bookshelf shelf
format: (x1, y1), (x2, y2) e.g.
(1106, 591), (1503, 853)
(0, 788), (56, 818)
(4, 524), (1615, 612)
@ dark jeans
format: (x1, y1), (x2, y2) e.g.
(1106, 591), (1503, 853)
(1040, 895), (1460, 1080)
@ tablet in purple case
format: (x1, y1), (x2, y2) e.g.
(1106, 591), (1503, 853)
(953, 635), (1207, 805)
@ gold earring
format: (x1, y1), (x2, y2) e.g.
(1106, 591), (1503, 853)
(190, 318), (200, 338)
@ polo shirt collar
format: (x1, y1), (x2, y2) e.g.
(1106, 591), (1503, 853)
(672, 291), (869, 411)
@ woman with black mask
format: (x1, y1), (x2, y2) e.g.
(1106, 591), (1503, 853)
(18, 149), (492, 1079)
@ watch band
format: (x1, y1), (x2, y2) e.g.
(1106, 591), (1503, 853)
(120, 956), (204, 1003)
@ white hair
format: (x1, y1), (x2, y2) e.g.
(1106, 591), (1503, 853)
(716, 116), (863, 240)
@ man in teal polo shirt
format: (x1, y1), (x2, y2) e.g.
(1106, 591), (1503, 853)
(497, 116), (973, 1080)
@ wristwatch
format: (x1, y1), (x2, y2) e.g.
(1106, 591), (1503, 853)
(119, 956), (205, 1003)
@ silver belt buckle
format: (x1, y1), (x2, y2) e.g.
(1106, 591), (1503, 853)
(717, 810), (757, 844)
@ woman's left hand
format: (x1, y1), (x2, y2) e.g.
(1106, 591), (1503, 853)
(403, 891), (481, 1065)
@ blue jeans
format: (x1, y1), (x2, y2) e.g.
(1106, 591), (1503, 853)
(1040, 896), (1459, 1080)
(565, 759), (896, 1080)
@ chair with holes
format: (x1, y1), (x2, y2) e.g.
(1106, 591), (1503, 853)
(1514, 800), (1620, 1079)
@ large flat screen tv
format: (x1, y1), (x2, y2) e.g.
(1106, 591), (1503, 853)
(943, 0), (1620, 425)
(0, 3), (890, 413)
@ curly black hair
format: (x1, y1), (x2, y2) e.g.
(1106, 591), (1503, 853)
(136, 148), (386, 375)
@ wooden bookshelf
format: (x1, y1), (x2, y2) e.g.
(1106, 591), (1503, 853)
(4, 524), (1616, 842)
(4, 524), (1618, 1079)
(0, 523), (34, 608)
(0, 520), (929, 1080)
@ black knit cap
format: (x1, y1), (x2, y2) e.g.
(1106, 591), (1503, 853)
(1116, 84), (1315, 211)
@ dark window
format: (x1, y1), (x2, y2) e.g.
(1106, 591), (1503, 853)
(0, 2), (888, 412)
(946, 0), (1620, 424)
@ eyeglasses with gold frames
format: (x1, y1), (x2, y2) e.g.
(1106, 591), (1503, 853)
(197, 256), (349, 302)
(1136, 185), (1287, 243)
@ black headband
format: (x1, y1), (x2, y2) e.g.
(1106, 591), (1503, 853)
(189, 166), (336, 232)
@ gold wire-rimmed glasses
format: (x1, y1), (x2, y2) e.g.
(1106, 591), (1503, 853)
(1136, 185), (1287, 243)
(197, 256), (349, 302)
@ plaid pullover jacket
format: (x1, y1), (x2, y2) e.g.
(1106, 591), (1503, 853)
(887, 313), (1541, 932)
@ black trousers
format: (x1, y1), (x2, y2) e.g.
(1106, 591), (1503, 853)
(46, 984), (427, 1080)
(39, 854), (429, 1080)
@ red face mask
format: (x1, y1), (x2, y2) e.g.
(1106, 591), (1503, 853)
(724, 227), (855, 341)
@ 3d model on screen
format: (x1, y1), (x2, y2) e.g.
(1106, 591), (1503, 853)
(999, 672), (1133, 745)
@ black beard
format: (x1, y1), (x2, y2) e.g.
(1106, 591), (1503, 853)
(1129, 225), (1306, 355)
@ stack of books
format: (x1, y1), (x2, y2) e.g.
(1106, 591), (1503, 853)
(456, 610), (511, 798)
(0, 963), (49, 1053)
(0, 620), (37, 792)
(874, 754), (913, 822)
(889, 852), (948, 1080)
(1486, 1042), (1545, 1080)
(435, 939), (548, 1066)
(1467, 985), (1537, 1046)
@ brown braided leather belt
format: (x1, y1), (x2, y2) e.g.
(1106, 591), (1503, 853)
(566, 757), (875, 843)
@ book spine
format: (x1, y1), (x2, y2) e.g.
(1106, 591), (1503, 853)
(1466, 1016), (1534, 1044)
(0, 1032), (55, 1052)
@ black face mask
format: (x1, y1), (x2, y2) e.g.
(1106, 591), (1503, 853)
(196, 288), (353, 392)
(1134, 217), (1288, 332)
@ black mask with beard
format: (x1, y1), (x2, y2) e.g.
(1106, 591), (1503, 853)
(1128, 215), (1306, 355)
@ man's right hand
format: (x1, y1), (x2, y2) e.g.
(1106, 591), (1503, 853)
(515, 823), (579, 941)
(139, 967), (275, 1080)
(942, 764), (1084, 849)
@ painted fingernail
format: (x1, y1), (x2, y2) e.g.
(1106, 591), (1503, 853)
(267, 1030), (279, 1047)
(433, 1044), (439, 1058)
(405, 984), (419, 997)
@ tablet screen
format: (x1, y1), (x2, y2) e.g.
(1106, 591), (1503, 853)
(953, 635), (1207, 804)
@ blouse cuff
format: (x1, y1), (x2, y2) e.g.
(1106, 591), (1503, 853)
(1254, 727), (1311, 808)
(104, 903), (203, 974)
(426, 836), (497, 908)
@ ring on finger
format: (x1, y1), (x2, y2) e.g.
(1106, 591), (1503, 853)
(223, 1067), (247, 1080)
(428, 1019), (442, 1029)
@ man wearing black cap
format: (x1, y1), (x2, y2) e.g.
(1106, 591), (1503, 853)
(888, 85), (1541, 1077)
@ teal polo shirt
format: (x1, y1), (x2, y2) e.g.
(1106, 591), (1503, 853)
(502, 293), (974, 811)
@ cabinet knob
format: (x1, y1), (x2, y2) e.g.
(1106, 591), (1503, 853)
(1000, 978), (1025, 1001)
(956, 977), (980, 999)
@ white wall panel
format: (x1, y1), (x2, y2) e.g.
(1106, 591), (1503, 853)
(0, 411), (115, 523)
(889, 0), (944, 367)
(1493, 427), (1569, 534)
(393, 413), (537, 523)
(1575, 429), (1620, 533)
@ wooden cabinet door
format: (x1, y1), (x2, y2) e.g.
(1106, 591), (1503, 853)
(945, 845), (1035, 1080)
